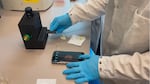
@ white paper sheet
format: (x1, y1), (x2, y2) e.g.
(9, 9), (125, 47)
(37, 79), (56, 84)
(68, 35), (86, 46)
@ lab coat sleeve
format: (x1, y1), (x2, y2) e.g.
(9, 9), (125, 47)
(99, 51), (150, 81)
(68, 0), (109, 24)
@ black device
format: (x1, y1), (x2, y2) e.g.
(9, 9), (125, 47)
(52, 51), (84, 64)
(18, 7), (48, 49)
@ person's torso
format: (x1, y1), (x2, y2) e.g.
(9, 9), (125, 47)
(102, 0), (150, 56)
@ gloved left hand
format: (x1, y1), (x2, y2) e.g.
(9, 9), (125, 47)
(63, 55), (100, 84)
(50, 13), (72, 33)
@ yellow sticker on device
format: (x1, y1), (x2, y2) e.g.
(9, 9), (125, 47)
(24, 0), (39, 3)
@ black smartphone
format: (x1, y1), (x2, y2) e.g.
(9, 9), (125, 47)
(52, 51), (84, 64)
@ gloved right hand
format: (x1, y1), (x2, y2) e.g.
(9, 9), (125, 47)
(50, 13), (72, 33)
(63, 55), (100, 84)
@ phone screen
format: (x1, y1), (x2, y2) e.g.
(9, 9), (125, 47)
(52, 51), (84, 64)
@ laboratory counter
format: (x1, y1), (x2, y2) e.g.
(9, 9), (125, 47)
(0, 0), (90, 84)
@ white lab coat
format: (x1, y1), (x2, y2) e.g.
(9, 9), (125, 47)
(68, 0), (150, 84)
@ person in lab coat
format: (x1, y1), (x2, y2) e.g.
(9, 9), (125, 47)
(50, 0), (150, 84)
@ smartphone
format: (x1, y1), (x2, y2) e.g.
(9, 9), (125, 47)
(52, 51), (84, 64)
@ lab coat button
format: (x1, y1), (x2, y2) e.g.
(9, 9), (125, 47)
(99, 61), (102, 64)
(116, 5), (119, 8)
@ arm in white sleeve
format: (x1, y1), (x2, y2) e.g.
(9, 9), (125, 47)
(99, 52), (150, 81)
(68, 0), (109, 24)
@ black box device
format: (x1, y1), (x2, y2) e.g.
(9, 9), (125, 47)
(18, 7), (48, 49)
(52, 51), (84, 64)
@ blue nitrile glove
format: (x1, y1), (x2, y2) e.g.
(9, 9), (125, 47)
(63, 55), (100, 84)
(50, 13), (72, 33)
